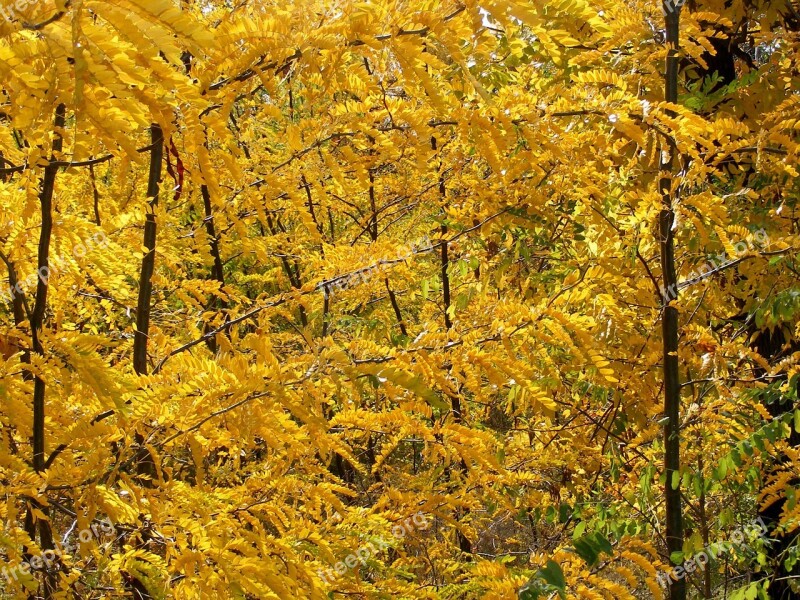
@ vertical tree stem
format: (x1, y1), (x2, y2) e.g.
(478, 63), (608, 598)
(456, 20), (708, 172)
(133, 124), (163, 377)
(660, 3), (685, 600)
(27, 102), (66, 599)
(128, 124), (162, 600)
(433, 134), (470, 554)
(201, 184), (228, 352)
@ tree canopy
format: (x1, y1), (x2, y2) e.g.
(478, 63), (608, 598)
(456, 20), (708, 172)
(0, 0), (798, 598)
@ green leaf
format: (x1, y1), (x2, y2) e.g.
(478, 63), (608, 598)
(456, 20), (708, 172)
(594, 532), (613, 556)
(519, 586), (540, 600)
(559, 503), (571, 523)
(519, 560), (567, 600)
(693, 474), (703, 498)
(573, 532), (613, 567)
(715, 459), (728, 481)
(572, 521), (586, 540)
(545, 506), (556, 524)
(745, 582), (759, 600)
(682, 470), (692, 491)
(539, 560), (566, 592)
(742, 440), (754, 456)
(573, 536), (599, 566)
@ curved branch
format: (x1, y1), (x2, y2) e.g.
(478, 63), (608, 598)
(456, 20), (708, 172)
(21, 0), (71, 30)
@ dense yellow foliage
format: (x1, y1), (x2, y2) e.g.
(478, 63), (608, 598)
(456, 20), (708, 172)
(0, 0), (798, 598)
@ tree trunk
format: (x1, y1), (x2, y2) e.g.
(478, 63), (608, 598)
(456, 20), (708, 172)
(201, 184), (228, 353)
(128, 124), (163, 600)
(133, 124), (164, 377)
(26, 102), (66, 599)
(433, 135), (472, 555)
(660, 4), (685, 600)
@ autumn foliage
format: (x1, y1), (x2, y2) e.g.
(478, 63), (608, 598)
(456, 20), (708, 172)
(0, 0), (798, 599)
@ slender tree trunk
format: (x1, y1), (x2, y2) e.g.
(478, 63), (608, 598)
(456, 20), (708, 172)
(132, 124), (162, 482)
(201, 184), (228, 352)
(0, 253), (28, 328)
(201, 185), (226, 289)
(385, 278), (407, 337)
(128, 124), (163, 600)
(433, 135), (471, 555)
(25, 103), (66, 599)
(0, 254), (25, 460)
(660, 4), (685, 600)
(301, 174), (325, 241)
(368, 170), (379, 241)
(264, 213), (307, 327)
(89, 161), (102, 226)
(440, 224), (453, 332)
(365, 172), (407, 338)
(133, 124), (163, 377)
(698, 453), (712, 598)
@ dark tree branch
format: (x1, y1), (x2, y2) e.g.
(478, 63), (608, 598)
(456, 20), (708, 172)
(133, 125), (164, 377)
